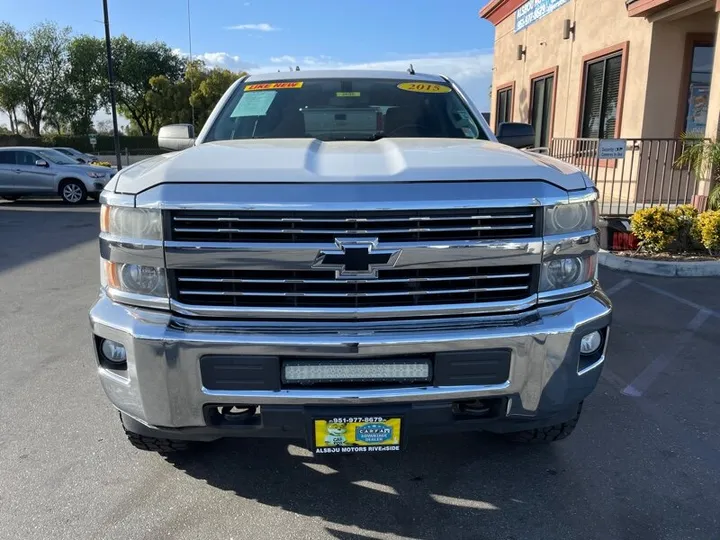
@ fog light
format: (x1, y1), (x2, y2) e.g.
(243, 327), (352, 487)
(101, 339), (127, 363)
(580, 331), (602, 355)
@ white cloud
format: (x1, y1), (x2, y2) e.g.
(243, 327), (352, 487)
(226, 23), (278, 32)
(253, 50), (495, 111)
(173, 48), (257, 72)
(270, 55), (296, 64)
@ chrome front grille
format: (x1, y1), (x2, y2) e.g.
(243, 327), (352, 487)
(169, 208), (539, 243)
(170, 266), (536, 309)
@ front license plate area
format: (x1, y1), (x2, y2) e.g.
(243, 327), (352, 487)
(313, 417), (402, 454)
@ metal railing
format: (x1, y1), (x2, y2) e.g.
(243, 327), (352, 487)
(550, 137), (704, 216)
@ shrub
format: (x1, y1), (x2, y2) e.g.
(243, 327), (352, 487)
(90, 161), (112, 168)
(672, 205), (700, 252)
(631, 207), (679, 253)
(697, 210), (720, 256)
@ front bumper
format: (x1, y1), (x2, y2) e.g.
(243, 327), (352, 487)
(89, 291), (611, 436)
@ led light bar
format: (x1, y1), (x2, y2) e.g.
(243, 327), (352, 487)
(282, 360), (431, 384)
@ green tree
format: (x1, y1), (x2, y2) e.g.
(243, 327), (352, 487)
(0, 22), (70, 136)
(189, 64), (243, 130)
(0, 80), (23, 134)
(111, 36), (185, 135)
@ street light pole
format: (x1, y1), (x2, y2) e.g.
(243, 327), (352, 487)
(102, 0), (123, 171)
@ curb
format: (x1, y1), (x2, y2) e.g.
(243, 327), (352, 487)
(598, 250), (720, 277)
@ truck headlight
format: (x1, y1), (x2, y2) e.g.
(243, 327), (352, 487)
(102, 261), (167, 297)
(540, 254), (597, 292)
(544, 202), (597, 235)
(100, 205), (162, 240)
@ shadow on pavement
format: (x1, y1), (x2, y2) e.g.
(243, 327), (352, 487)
(165, 433), (566, 540)
(0, 200), (99, 274)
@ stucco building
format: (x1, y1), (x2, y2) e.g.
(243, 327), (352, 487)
(480, 0), (720, 211)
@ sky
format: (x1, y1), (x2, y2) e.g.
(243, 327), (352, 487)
(0, 0), (497, 130)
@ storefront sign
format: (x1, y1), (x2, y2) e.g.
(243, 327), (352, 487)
(685, 84), (709, 135)
(515, 0), (571, 33)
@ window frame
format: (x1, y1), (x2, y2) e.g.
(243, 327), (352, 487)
(529, 66), (558, 149)
(495, 81), (515, 130)
(675, 33), (714, 138)
(577, 42), (630, 140)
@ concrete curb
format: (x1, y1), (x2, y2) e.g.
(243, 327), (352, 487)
(598, 250), (720, 277)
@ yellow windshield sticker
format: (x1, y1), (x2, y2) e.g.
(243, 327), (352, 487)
(397, 82), (451, 94)
(245, 81), (304, 91)
(336, 91), (361, 97)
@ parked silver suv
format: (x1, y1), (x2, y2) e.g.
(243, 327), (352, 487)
(0, 147), (114, 204)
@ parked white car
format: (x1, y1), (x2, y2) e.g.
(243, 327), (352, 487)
(0, 147), (115, 204)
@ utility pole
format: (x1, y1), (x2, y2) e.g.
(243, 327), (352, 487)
(187, 0), (195, 129)
(103, 0), (123, 171)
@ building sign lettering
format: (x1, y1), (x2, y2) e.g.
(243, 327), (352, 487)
(515, 0), (571, 33)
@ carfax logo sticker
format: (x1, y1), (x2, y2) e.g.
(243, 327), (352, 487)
(245, 82), (304, 91)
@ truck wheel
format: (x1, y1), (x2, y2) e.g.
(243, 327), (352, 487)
(503, 402), (582, 443)
(59, 179), (87, 204)
(121, 415), (191, 453)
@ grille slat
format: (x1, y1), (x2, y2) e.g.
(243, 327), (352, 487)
(172, 266), (536, 309)
(170, 208), (539, 243)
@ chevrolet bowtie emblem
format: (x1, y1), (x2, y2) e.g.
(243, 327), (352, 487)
(312, 238), (401, 279)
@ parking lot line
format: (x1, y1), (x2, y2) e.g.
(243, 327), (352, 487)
(621, 308), (712, 397)
(637, 281), (720, 319)
(604, 278), (633, 297)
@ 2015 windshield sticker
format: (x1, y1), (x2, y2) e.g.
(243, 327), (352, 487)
(245, 82), (304, 91)
(336, 91), (361, 97)
(231, 91), (277, 117)
(397, 82), (451, 94)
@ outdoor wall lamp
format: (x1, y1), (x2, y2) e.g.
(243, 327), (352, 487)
(517, 45), (527, 61)
(563, 19), (576, 40)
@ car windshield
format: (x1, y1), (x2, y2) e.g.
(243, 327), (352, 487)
(55, 148), (80, 157)
(204, 77), (487, 142)
(36, 149), (80, 165)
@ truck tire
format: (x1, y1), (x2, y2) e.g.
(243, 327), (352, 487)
(121, 415), (191, 453)
(503, 402), (582, 443)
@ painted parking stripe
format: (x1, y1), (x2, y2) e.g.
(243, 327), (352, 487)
(622, 309), (712, 397)
(637, 281), (720, 319)
(604, 278), (633, 297)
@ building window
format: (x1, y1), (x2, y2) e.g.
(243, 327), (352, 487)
(496, 85), (513, 127)
(530, 71), (556, 148)
(683, 42), (713, 135)
(580, 52), (623, 139)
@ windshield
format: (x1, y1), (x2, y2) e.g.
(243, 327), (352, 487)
(36, 149), (81, 165)
(204, 78), (487, 142)
(55, 148), (80, 157)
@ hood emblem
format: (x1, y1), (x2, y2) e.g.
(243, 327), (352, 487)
(312, 238), (401, 279)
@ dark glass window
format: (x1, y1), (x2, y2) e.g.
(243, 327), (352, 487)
(531, 74), (555, 148)
(496, 86), (513, 127)
(581, 53), (623, 139)
(683, 44), (713, 134)
(0, 151), (15, 165)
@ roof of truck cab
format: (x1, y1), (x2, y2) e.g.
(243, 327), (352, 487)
(244, 70), (447, 83)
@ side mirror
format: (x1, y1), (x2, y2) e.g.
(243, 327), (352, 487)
(496, 122), (535, 149)
(35, 159), (49, 167)
(158, 124), (196, 151)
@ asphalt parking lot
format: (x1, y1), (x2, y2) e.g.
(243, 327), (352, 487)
(1, 200), (719, 540)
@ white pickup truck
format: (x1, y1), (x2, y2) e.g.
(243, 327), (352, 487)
(90, 70), (611, 454)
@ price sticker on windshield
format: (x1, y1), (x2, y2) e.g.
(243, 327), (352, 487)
(245, 82), (304, 91)
(397, 82), (451, 94)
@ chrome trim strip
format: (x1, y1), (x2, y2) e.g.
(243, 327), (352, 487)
(177, 285), (530, 298)
(165, 239), (543, 270)
(172, 224), (535, 235)
(99, 235), (165, 266)
(106, 288), (170, 310)
(100, 191), (135, 207)
(176, 272), (531, 285)
(567, 188), (599, 204)
(172, 213), (535, 223)
(543, 230), (600, 259)
(537, 282), (595, 305)
(135, 181), (569, 210)
(200, 382), (512, 405)
(577, 355), (605, 376)
(170, 295), (539, 319)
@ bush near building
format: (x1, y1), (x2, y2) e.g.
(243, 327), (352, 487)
(631, 205), (720, 257)
(697, 211), (720, 256)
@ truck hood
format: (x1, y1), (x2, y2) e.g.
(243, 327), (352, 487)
(112, 138), (590, 195)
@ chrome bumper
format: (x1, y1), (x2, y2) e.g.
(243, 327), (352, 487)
(89, 291), (611, 429)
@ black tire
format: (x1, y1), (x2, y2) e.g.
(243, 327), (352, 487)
(120, 414), (191, 453)
(59, 179), (87, 204)
(503, 402), (583, 443)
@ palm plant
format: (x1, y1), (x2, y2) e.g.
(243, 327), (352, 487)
(675, 132), (720, 210)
